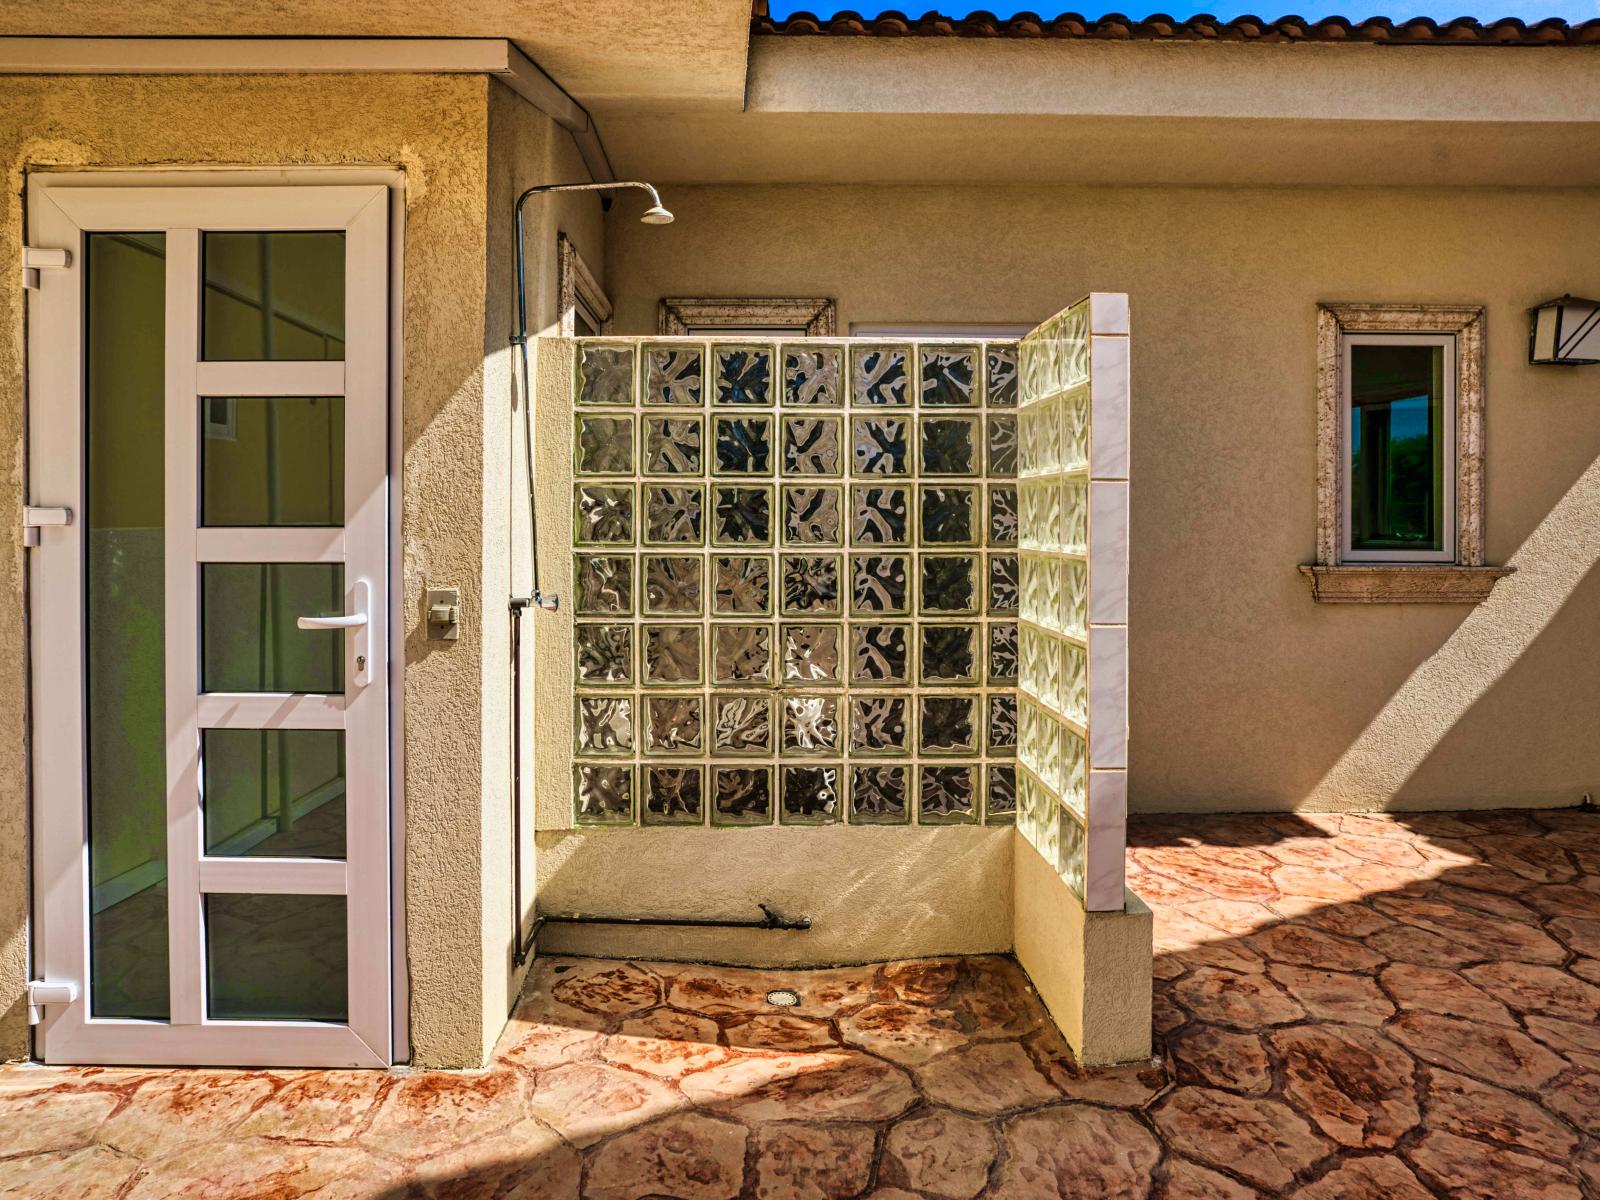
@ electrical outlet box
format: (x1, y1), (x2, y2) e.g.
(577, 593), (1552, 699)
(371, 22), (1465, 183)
(426, 587), (461, 641)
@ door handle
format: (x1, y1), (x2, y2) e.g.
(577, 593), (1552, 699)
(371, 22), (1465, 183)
(297, 579), (374, 687)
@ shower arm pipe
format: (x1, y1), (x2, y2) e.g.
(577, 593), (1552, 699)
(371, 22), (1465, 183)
(509, 180), (670, 610)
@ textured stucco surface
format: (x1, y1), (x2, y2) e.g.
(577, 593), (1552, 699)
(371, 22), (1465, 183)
(0, 71), (510, 1067)
(606, 183), (1600, 816)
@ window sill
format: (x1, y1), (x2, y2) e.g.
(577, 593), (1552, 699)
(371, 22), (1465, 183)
(1298, 564), (1515, 604)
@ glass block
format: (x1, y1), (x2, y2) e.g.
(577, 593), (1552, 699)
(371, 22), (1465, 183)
(920, 695), (977, 754)
(1062, 728), (1088, 817)
(643, 416), (703, 475)
(920, 624), (978, 684)
(1063, 558), (1088, 638)
(206, 894), (346, 1022)
(1019, 769), (1057, 863)
(990, 621), (1020, 683)
(987, 344), (1019, 408)
(643, 624), (702, 685)
(989, 693), (1018, 753)
(919, 416), (979, 476)
(202, 729), (345, 859)
(987, 414), (1018, 478)
(1063, 640), (1088, 724)
(712, 486), (773, 546)
(202, 396), (343, 528)
(851, 624), (909, 686)
(714, 346), (772, 406)
(642, 485), (704, 546)
(575, 415), (633, 475)
(713, 555), (772, 615)
(781, 765), (839, 825)
(781, 555), (840, 615)
(850, 696), (909, 754)
(782, 486), (842, 546)
(575, 554), (633, 615)
(202, 232), (344, 362)
(202, 564), (343, 694)
(713, 766), (772, 826)
(575, 485), (633, 545)
(921, 347), (977, 407)
(644, 766), (703, 825)
(784, 347), (842, 407)
(1064, 387), (1090, 470)
(645, 346), (703, 407)
(574, 623), (632, 685)
(850, 485), (911, 546)
(851, 553), (910, 615)
(1020, 554), (1052, 627)
(1018, 395), (1062, 477)
(986, 764), (1018, 823)
(783, 695), (840, 753)
(988, 554), (1019, 615)
(1058, 808), (1086, 897)
(920, 765), (978, 825)
(1018, 481), (1046, 553)
(576, 764), (633, 825)
(645, 695), (702, 754)
(852, 416), (910, 476)
(920, 486), (978, 545)
(577, 345), (635, 407)
(714, 416), (772, 474)
(782, 623), (841, 684)
(643, 555), (702, 615)
(989, 485), (1019, 547)
(712, 624), (773, 685)
(852, 346), (910, 407)
(920, 555), (978, 614)
(576, 695), (633, 755)
(848, 765), (909, 825)
(782, 416), (842, 475)
(1064, 480), (1089, 554)
(713, 693), (772, 753)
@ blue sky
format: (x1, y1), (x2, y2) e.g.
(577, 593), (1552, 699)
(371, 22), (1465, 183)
(769, 0), (1597, 22)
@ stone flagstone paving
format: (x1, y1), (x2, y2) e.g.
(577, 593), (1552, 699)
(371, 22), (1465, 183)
(2, 807), (1599, 1196)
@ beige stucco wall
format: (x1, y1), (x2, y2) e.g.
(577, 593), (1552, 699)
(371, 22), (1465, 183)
(605, 183), (1600, 815)
(0, 71), (601, 1066)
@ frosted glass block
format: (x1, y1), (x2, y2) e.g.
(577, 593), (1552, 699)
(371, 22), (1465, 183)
(1063, 480), (1088, 555)
(1062, 641), (1088, 725)
(1062, 728), (1087, 817)
(1019, 335), (1046, 408)
(1063, 386), (1090, 471)
(1019, 624), (1046, 699)
(1059, 304), (1091, 391)
(575, 695), (633, 755)
(1042, 635), (1064, 714)
(1044, 480), (1067, 555)
(781, 764), (840, 825)
(1057, 808), (1086, 897)
(1026, 773), (1060, 866)
(1063, 558), (1088, 638)
(1018, 480), (1050, 554)
(1018, 698), (1045, 779)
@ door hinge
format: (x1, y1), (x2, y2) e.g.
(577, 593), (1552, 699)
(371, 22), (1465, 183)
(26, 980), (77, 1024)
(22, 247), (70, 290)
(23, 505), (72, 548)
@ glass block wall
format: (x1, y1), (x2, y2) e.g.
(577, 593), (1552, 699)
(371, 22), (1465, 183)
(1016, 295), (1130, 911)
(568, 339), (1021, 829)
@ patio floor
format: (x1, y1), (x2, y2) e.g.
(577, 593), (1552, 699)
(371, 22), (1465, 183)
(2, 807), (1598, 1197)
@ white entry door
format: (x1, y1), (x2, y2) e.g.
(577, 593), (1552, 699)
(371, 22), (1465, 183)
(27, 180), (392, 1067)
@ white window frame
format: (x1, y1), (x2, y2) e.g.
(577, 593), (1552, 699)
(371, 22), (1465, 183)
(27, 174), (399, 1068)
(1340, 331), (1457, 564)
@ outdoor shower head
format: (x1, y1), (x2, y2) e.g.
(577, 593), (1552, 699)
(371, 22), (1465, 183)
(514, 179), (674, 225)
(640, 203), (675, 225)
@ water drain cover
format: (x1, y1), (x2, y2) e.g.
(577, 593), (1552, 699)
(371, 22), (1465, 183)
(765, 988), (801, 1007)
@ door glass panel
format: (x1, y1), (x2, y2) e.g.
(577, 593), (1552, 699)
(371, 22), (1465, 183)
(1349, 342), (1445, 553)
(202, 231), (345, 361)
(85, 232), (170, 1019)
(201, 563), (345, 693)
(205, 894), (348, 1021)
(202, 397), (344, 527)
(203, 729), (346, 858)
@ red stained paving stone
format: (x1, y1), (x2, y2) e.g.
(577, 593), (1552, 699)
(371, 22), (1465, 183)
(1269, 1025), (1419, 1148)
(0, 1088), (120, 1159)
(1366, 923), (1478, 969)
(1168, 1025), (1272, 1094)
(1463, 960), (1600, 1020)
(123, 1142), (400, 1200)
(1287, 898), (1392, 939)
(584, 1113), (747, 1200)
(97, 1072), (277, 1160)
(1468, 835), (1578, 883)
(1388, 1012), (1567, 1090)
(1152, 1087), (1329, 1192)
(0, 1144), (142, 1199)
(1423, 1069), (1580, 1158)
(720, 1012), (837, 1053)
(882, 1108), (997, 1198)
(751, 1122), (877, 1200)
(410, 1118), (580, 1199)
(1378, 962), (1516, 1026)
(548, 960), (663, 1015)
(1293, 1154), (1435, 1200)
(881, 958), (963, 1004)
(1526, 884), (1600, 919)
(915, 1041), (1061, 1115)
(1267, 964), (1394, 1026)
(363, 1070), (531, 1161)
(1170, 966), (1306, 1029)
(1154, 911), (1269, 974)
(837, 1001), (971, 1065)
(522, 1062), (683, 1148)
(1524, 1013), (1600, 1056)
(1407, 1129), (1585, 1200)
(991, 1106), (1161, 1200)
(1542, 1069), (1600, 1136)
(1175, 859), (1279, 904)
(695, 1051), (918, 1123)
(1550, 915), (1600, 958)
(1248, 924), (1384, 972)
(602, 1009), (729, 1077)
(499, 1015), (606, 1072)
(232, 1070), (392, 1143)
(1429, 883), (1544, 924)
(1159, 1159), (1263, 1199)
(1178, 898), (1281, 938)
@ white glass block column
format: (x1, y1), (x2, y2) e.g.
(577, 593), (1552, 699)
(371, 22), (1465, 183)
(1016, 294), (1129, 911)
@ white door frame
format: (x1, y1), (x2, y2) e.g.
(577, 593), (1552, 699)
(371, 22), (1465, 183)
(27, 176), (396, 1067)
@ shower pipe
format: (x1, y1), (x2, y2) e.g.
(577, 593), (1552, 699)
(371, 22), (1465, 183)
(509, 181), (673, 965)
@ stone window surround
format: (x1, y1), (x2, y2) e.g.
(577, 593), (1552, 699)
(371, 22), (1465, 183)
(559, 232), (612, 336)
(1301, 301), (1512, 604)
(657, 296), (837, 337)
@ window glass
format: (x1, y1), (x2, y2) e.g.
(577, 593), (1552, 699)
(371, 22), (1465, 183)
(1349, 342), (1445, 554)
(202, 231), (345, 361)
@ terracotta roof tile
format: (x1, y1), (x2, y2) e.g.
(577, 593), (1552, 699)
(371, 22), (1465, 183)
(750, 2), (1600, 45)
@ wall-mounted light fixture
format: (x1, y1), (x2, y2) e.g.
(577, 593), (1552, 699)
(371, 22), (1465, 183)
(1530, 295), (1600, 365)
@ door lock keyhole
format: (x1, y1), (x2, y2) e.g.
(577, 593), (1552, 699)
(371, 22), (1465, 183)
(356, 654), (367, 672)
